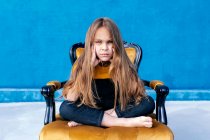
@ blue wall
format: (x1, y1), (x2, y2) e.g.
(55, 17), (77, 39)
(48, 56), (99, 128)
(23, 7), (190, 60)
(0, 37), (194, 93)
(0, 0), (210, 90)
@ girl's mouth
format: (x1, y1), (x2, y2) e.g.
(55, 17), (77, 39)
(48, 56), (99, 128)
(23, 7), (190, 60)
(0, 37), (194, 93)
(100, 54), (109, 56)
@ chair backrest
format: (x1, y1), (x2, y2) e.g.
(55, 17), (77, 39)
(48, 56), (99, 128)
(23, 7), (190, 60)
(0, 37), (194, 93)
(69, 42), (142, 71)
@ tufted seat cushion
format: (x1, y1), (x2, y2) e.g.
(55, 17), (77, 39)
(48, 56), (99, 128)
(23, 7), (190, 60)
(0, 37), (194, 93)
(40, 115), (173, 140)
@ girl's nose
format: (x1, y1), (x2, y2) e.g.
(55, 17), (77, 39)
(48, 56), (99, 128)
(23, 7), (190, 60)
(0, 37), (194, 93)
(101, 43), (108, 50)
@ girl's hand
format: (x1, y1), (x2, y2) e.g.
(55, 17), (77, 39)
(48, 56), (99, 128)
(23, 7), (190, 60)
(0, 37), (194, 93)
(91, 45), (100, 66)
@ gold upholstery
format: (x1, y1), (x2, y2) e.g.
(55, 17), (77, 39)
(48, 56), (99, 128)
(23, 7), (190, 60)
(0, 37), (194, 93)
(47, 81), (61, 90)
(124, 48), (136, 64)
(72, 63), (111, 79)
(75, 47), (84, 58)
(40, 115), (173, 140)
(76, 47), (136, 64)
(94, 65), (110, 79)
(149, 80), (164, 90)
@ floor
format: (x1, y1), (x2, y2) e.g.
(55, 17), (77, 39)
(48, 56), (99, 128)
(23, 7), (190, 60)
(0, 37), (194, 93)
(0, 101), (210, 140)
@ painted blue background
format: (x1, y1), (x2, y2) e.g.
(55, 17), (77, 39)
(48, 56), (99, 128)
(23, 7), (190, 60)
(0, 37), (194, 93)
(0, 0), (209, 90)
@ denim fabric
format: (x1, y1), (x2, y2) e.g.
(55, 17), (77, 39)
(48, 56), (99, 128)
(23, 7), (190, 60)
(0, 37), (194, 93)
(59, 100), (104, 126)
(115, 96), (155, 118)
(59, 96), (155, 127)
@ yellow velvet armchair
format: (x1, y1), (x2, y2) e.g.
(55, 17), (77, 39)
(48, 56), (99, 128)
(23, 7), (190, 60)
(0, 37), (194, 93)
(39, 42), (174, 140)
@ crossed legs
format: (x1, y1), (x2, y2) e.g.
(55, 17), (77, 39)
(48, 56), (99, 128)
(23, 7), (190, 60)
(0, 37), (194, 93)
(60, 96), (155, 128)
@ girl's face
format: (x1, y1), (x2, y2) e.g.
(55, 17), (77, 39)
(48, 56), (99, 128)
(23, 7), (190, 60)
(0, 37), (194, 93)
(93, 26), (114, 62)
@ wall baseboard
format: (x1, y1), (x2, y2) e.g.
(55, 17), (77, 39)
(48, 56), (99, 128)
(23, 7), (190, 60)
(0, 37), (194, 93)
(0, 88), (210, 102)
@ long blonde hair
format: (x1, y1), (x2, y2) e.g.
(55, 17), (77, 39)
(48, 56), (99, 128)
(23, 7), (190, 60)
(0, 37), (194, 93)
(63, 17), (146, 110)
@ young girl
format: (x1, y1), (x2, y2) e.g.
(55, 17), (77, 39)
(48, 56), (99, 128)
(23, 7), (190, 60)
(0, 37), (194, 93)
(59, 17), (155, 128)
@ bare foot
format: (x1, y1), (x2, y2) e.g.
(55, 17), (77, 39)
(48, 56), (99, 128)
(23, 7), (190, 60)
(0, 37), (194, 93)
(67, 121), (82, 127)
(126, 116), (153, 128)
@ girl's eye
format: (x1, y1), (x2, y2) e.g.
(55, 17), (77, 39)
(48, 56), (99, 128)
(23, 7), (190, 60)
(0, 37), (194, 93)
(95, 41), (102, 44)
(107, 40), (113, 44)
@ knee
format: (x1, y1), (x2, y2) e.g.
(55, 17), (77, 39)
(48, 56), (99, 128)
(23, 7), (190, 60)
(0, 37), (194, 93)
(59, 100), (77, 120)
(142, 96), (155, 114)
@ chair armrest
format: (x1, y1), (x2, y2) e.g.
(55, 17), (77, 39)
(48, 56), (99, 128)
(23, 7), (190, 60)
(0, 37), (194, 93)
(41, 80), (67, 125)
(143, 80), (169, 125)
(46, 80), (66, 90)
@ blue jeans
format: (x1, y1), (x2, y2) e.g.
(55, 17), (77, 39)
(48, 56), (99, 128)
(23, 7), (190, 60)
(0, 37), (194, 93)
(59, 96), (155, 127)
